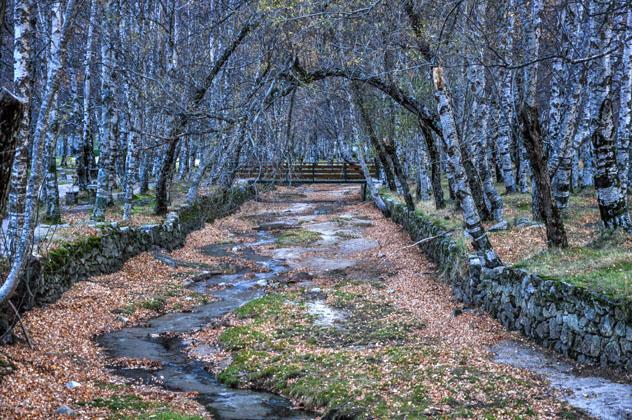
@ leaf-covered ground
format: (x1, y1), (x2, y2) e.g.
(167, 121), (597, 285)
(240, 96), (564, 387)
(0, 213), (247, 418)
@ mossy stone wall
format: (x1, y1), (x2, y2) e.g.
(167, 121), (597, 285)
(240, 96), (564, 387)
(380, 196), (632, 371)
(0, 186), (256, 340)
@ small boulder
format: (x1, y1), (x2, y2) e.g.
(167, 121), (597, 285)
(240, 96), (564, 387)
(65, 381), (81, 390)
(56, 405), (75, 416)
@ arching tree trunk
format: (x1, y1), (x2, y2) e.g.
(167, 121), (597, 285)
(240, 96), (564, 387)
(351, 84), (398, 192)
(154, 21), (254, 215)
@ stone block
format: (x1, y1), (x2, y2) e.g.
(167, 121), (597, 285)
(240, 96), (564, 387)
(599, 315), (614, 337)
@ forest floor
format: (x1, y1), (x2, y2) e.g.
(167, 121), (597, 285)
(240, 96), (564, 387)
(0, 184), (623, 418)
(186, 185), (586, 419)
(392, 185), (632, 301)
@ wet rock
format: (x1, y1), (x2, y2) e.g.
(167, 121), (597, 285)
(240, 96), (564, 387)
(56, 405), (75, 416)
(493, 340), (632, 419)
(65, 381), (81, 390)
(339, 238), (379, 253)
(258, 221), (300, 231)
(599, 315), (614, 337)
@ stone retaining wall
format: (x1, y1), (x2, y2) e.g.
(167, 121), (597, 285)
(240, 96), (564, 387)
(380, 195), (632, 371)
(0, 186), (256, 340)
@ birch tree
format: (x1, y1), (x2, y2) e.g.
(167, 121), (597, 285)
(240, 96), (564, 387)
(433, 67), (502, 268)
(0, 0), (78, 304)
(616, 7), (632, 192)
(77, 0), (97, 191)
(5, 0), (33, 256)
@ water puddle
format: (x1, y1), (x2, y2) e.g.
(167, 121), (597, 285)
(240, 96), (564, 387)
(492, 340), (632, 419)
(306, 300), (347, 327)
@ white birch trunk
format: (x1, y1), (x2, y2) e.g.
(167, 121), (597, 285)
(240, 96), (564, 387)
(551, 2), (591, 207)
(0, 0), (78, 303)
(616, 8), (632, 191)
(77, 0), (97, 190)
(92, 2), (115, 221)
(44, 92), (61, 225)
(433, 67), (502, 268)
(497, 0), (517, 193)
(5, 0), (32, 256)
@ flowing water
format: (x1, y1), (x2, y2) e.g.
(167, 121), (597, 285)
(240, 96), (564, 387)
(97, 232), (315, 419)
(492, 341), (632, 419)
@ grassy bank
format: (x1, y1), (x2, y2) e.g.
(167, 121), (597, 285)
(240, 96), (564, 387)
(215, 280), (579, 418)
(384, 186), (632, 301)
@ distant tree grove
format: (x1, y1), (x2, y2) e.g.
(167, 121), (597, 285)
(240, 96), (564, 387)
(0, 0), (631, 302)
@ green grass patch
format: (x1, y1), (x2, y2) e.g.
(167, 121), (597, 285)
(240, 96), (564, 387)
(79, 395), (152, 411)
(121, 296), (167, 315)
(276, 229), (322, 247)
(218, 326), (268, 350)
(516, 231), (632, 300)
(79, 393), (203, 419)
(215, 283), (560, 418)
(235, 294), (286, 319)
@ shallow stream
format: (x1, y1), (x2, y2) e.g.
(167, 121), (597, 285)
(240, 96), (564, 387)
(97, 232), (314, 419)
